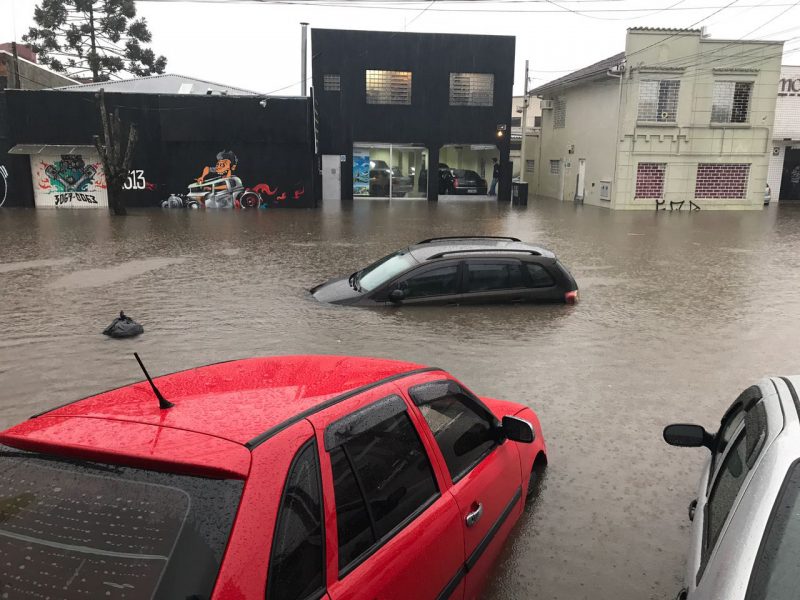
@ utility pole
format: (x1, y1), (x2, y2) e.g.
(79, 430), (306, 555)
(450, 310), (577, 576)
(89, 3), (98, 81)
(519, 59), (529, 184)
(10, 41), (22, 89)
(300, 22), (309, 97)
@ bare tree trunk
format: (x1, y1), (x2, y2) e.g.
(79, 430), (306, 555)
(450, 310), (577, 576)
(94, 89), (138, 216)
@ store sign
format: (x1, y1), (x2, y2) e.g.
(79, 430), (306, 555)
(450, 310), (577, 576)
(779, 78), (800, 96)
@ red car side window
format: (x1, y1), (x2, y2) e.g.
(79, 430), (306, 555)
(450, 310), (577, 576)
(267, 440), (325, 600)
(327, 395), (439, 575)
(409, 381), (499, 482)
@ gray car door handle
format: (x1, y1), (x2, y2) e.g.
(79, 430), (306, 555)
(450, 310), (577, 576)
(465, 503), (483, 527)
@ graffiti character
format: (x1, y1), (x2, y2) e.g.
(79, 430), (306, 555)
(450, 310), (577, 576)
(44, 155), (97, 193)
(0, 165), (8, 208)
(196, 150), (238, 188)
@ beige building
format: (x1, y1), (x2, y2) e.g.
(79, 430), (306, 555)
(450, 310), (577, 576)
(511, 95), (541, 178)
(526, 28), (783, 209)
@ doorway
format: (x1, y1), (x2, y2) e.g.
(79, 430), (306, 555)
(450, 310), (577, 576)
(576, 158), (586, 202)
(321, 155), (341, 201)
(780, 148), (800, 202)
(438, 144), (497, 198)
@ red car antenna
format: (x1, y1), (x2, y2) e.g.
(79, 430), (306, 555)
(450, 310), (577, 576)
(134, 352), (174, 409)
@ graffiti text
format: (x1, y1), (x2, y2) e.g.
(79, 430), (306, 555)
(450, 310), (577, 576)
(123, 170), (147, 190)
(54, 193), (99, 205)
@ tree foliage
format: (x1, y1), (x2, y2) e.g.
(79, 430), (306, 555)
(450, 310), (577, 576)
(24, 0), (167, 82)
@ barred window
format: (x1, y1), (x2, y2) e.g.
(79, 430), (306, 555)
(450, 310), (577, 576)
(638, 80), (680, 122)
(449, 73), (494, 107)
(365, 70), (412, 105)
(711, 81), (753, 124)
(323, 74), (341, 92)
(549, 160), (561, 175)
(553, 97), (566, 129)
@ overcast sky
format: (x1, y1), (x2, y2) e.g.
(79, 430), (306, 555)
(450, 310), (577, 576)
(3, 0), (799, 96)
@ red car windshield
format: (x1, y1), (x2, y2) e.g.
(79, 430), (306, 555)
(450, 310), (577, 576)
(0, 446), (243, 600)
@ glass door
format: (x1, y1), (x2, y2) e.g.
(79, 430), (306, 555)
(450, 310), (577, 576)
(353, 144), (428, 199)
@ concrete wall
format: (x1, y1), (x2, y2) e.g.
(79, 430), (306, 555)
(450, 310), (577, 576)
(615, 29), (782, 210)
(4, 90), (319, 209)
(0, 51), (75, 90)
(774, 65), (800, 139)
(528, 77), (620, 206)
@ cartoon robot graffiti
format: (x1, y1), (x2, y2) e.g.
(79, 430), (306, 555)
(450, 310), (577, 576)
(0, 165), (8, 208)
(162, 149), (307, 209)
(163, 150), (248, 209)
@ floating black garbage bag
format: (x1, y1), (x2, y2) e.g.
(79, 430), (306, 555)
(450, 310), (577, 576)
(102, 311), (144, 338)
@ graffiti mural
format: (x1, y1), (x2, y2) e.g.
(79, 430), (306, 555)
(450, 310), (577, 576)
(0, 165), (8, 208)
(32, 154), (108, 208)
(162, 149), (307, 209)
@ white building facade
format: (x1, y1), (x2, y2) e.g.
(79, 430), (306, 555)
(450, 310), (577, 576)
(527, 28), (784, 210)
(767, 66), (800, 202)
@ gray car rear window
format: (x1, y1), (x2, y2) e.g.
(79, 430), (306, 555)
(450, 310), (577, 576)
(0, 446), (243, 600)
(746, 459), (800, 600)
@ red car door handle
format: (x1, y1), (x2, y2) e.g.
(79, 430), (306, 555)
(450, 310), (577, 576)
(465, 502), (483, 527)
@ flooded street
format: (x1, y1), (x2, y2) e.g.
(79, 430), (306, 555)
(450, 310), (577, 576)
(2, 199), (800, 599)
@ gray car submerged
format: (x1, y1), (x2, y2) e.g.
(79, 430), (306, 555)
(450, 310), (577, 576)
(310, 236), (579, 307)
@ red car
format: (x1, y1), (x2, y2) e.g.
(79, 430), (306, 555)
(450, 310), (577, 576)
(0, 355), (547, 600)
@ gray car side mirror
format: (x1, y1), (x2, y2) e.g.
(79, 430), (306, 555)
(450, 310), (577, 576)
(389, 289), (406, 303)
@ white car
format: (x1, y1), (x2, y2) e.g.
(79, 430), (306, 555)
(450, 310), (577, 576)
(664, 377), (800, 599)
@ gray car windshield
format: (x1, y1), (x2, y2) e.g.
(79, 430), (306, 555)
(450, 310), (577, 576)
(747, 460), (800, 600)
(358, 251), (417, 292)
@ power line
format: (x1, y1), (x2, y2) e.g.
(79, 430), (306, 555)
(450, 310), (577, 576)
(133, 0), (800, 13)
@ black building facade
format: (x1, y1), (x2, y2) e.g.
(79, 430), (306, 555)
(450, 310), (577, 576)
(0, 89), (319, 209)
(312, 29), (516, 202)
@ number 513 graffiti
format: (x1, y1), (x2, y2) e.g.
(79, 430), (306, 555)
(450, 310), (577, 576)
(123, 170), (146, 190)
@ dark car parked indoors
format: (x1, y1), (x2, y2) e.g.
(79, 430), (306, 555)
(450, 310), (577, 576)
(442, 169), (488, 195)
(311, 236), (579, 307)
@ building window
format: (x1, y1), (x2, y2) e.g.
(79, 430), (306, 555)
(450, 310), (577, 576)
(637, 80), (680, 122)
(449, 73), (494, 107)
(553, 97), (566, 129)
(695, 163), (750, 199)
(534, 115), (542, 127)
(635, 163), (666, 198)
(711, 81), (753, 123)
(365, 70), (412, 105)
(323, 74), (341, 92)
(525, 159), (535, 172)
(549, 160), (561, 175)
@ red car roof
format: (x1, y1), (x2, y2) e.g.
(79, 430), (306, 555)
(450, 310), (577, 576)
(0, 355), (433, 477)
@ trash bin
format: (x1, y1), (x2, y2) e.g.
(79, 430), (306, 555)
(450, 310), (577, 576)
(512, 181), (528, 206)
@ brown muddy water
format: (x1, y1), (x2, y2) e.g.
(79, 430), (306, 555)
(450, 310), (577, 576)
(2, 199), (800, 599)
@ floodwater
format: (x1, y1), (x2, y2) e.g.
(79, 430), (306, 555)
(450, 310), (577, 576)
(2, 198), (800, 599)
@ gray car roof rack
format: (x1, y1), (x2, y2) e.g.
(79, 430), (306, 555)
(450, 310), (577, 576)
(417, 235), (521, 244)
(426, 248), (541, 260)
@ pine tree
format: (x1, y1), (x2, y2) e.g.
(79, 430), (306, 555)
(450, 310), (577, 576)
(24, 0), (167, 82)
